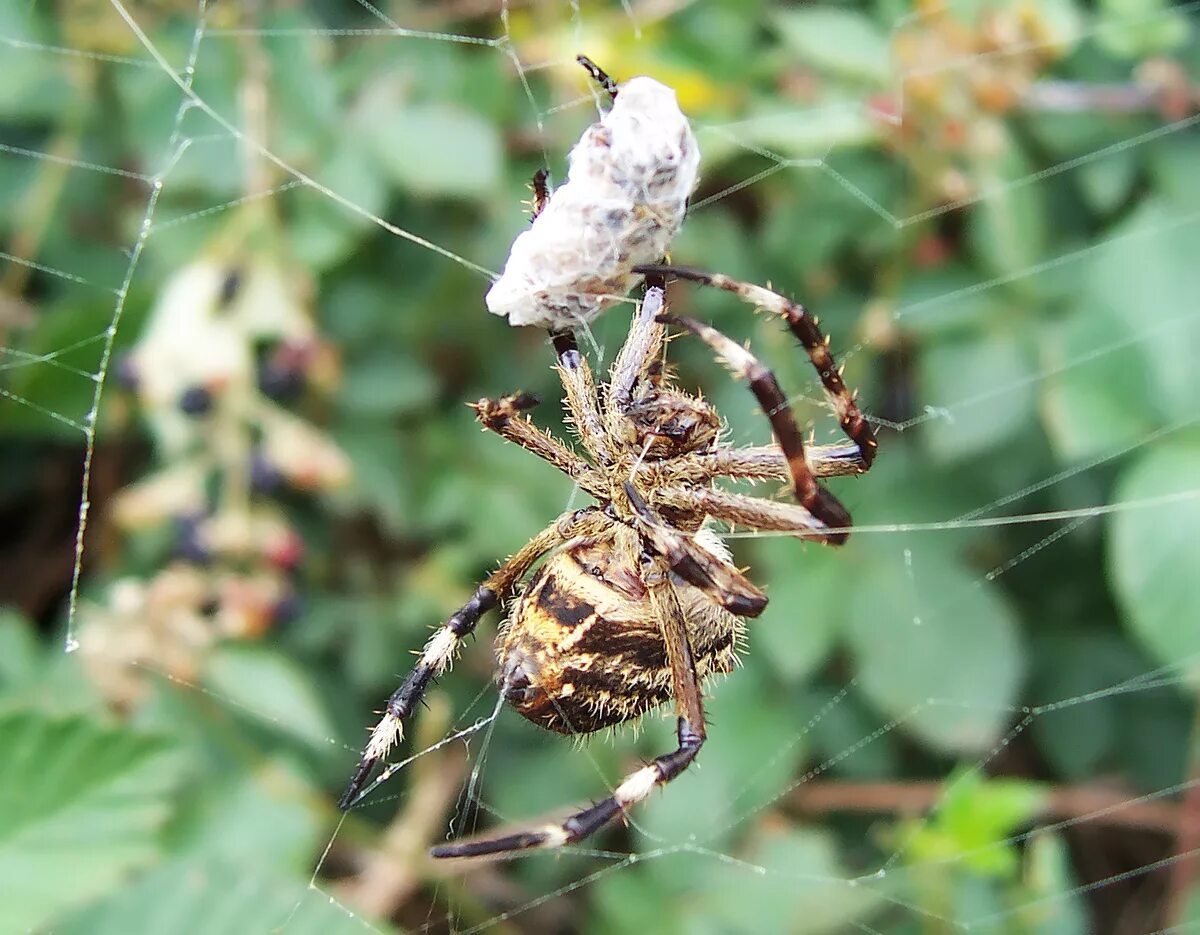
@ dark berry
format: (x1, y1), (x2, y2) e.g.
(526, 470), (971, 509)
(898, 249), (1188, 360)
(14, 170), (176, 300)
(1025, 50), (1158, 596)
(173, 513), (212, 564)
(272, 591), (303, 627)
(179, 385), (214, 416)
(249, 450), (284, 494)
(218, 268), (243, 308)
(116, 355), (139, 391)
(257, 363), (306, 402)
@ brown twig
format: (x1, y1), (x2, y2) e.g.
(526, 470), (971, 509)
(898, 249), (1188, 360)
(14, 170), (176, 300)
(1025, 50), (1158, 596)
(1021, 65), (1199, 119)
(1165, 708), (1200, 926)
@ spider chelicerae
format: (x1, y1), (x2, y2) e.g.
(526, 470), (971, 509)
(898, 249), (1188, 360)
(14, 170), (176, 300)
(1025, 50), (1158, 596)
(339, 270), (878, 858)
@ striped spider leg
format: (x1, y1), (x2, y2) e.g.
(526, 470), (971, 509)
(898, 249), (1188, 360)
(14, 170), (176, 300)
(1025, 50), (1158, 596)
(635, 263), (878, 543)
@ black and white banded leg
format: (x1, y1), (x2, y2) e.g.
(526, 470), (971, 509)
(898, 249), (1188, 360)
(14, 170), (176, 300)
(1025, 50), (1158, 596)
(339, 509), (607, 810)
(622, 481), (767, 617)
(431, 716), (703, 857)
(635, 263), (878, 469)
(431, 571), (706, 858)
(657, 314), (854, 544)
(576, 54), (619, 100)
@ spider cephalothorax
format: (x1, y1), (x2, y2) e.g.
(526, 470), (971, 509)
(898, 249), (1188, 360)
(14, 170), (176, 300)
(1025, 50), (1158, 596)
(621, 387), (722, 459)
(338, 57), (877, 859)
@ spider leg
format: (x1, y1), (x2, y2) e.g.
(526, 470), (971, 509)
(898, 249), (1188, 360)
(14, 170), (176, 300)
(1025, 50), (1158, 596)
(634, 263), (878, 468)
(642, 442), (866, 489)
(339, 508), (608, 810)
(430, 577), (705, 859)
(576, 54), (619, 100)
(654, 314), (852, 545)
(526, 166), (620, 466)
(530, 168), (550, 218)
(606, 280), (667, 421)
(549, 329), (613, 464)
(471, 392), (606, 498)
(623, 481), (767, 617)
(654, 485), (832, 536)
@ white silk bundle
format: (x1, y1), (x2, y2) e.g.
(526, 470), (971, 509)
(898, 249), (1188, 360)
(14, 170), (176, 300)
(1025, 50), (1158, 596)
(486, 76), (700, 329)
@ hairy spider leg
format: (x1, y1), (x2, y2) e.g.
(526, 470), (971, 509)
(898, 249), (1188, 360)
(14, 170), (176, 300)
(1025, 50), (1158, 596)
(432, 574), (706, 858)
(655, 485), (831, 536)
(623, 482), (767, 616)
(576, 54), (619, 100)
(550, 330), (613, 465)
(606, 282), (668, 422)
(470, 393), (606, 498)
(657, 313), (853, 545)
(634, 264), (878, 469)
(338, 509), (608, 810)
(431, 713), (703, 857)
(530, 167), (550, 218)
(523, 163), (621, 468)
(646, 443), (867, 488)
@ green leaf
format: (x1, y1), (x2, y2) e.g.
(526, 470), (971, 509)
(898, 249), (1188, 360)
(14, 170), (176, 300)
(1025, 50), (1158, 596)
(1041, 304), (1156, 461)
(635, 660), (807, 849)
(901, 769), (1046, 880)
(721, 102), (879, 161)
(804, 687), (900, 780)
(1151, 135), (1200, 211)
(772, 9), (891, 86)
(1085, 200), (1200, 420)
(0, 711), (184, 933)
(1096, 0), (1191, 58)
(936, 769), (1046, 877)
(920, 330), (1036, 462)
(0, 608), (41, 689)
(263, 9), (339, 161)
(754, 540), (844, 681)
(968, 131), (1048, 279)
(338, 350), (437, 416)
(1028, 631), (1140, 780)
(0, 7), (73, 121)
(171, 759), (323, 875)
(204, 645), (337, 750)
(1020, 833), (1088, 935)
(1109, 438), (1200, 669)
(694, 828), (881, 933)
(591, 867), (687, 935)
(1116, 689), (1190, 790)
(362, 97), (502, 198)
(290, 143), (388, 271)
(897, 265), (1010, 338)
(1077, 151), (1137, 216)
(58, 856), (388, 935)
(333, 422), (413, 531)
(846, 542), (1025, 753)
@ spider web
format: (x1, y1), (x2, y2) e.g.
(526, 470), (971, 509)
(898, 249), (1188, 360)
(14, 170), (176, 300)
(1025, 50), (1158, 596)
(2, 1), (1200, 932)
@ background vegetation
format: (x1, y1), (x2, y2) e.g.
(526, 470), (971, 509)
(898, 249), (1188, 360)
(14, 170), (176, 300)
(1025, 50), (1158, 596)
(2, 1), (1199, 932)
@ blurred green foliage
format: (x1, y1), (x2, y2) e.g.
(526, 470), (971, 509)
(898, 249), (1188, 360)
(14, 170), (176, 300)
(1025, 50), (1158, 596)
(1, 0), (1199, 932)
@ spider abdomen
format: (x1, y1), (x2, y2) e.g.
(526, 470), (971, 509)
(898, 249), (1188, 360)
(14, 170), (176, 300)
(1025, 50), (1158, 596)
(497, 540), (742, 735)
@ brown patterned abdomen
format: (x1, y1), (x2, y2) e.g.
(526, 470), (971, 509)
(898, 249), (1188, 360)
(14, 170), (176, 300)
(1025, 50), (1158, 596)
(496, 543), (742, 735)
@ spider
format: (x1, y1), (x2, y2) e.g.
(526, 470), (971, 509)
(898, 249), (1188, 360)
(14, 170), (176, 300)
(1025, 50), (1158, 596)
(339, 269), (878, 857)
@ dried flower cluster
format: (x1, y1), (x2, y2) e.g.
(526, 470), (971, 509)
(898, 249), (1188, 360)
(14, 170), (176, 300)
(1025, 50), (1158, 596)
(81, 235), (349, 703)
